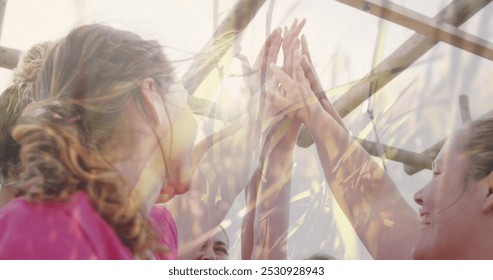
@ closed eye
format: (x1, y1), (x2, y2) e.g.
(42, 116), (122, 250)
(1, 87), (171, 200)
(214, 246), (228, 255)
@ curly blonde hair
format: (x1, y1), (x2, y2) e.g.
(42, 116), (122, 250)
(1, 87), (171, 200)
(12, 24), (177, 259)
(0, 42), (54, 185)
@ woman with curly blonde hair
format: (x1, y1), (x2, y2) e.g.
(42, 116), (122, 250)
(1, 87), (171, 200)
(0, 24), (197, 259)
(0, 41), (54, 192)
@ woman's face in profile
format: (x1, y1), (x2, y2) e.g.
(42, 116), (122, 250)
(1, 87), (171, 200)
(412, 132), (487, 259)
(156, 82), (198, 202)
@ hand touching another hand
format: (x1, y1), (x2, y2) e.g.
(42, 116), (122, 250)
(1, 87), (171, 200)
(267, 49), (323, 125)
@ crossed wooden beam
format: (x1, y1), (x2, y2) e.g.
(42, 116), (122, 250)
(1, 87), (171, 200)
(1, 0), (491, 173)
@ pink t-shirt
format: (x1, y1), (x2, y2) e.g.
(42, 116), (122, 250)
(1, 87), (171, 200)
(148, 204), (178, 260)
(0, 192), (178, 260)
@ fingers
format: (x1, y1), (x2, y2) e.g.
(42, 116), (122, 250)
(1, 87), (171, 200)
(281, 18), (306, 78)
(269, 63), (296, 91)
(301, 55), (325, 101)
(283, 37), (300, 77)
(300, 36), (328, 104)
(300, 34), (313, 64)
(265, 29), (283, 79)
(266, 27), (282, 62)
(267, 33), (282, 63)
(299, 55), (345, 129)
(246, 28), (282, 96)
(263, 74), (292, 131)
(253, 27), (282, 70)
(265, 70), (280, 94)
(292, 18), (306, 38)
(283, 18), (305, 52)
(292, 50), (309, 90)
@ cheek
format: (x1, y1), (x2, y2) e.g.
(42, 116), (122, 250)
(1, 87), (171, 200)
(426, 178), (459, 210)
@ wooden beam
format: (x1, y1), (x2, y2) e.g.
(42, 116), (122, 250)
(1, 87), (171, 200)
(357, 138), (433, 170)
(404, 109), (493, 175)
(403, 139), (445, 175)
(0, 0), (6, 40)
(181, 0), (267, 96)
(296, 0), (492, 157)
(297, 127), (433, 171)
(332, 0), (492, 118)
(336, 0), (493, 60)
(459, 94), (471, 123)
(0, 45), (20, 69)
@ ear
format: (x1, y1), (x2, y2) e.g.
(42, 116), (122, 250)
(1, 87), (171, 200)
(481, 171), (493, 213)
(140, 78), (163, 127)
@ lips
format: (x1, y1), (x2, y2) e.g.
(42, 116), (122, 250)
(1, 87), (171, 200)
(419, 208), (431, 225)
(420, 214), (431, 224)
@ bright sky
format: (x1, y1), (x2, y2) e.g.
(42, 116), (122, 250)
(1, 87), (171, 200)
(1, 0), (493, 259)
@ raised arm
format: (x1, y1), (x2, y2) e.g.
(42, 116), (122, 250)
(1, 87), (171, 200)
(165, 28), (284, 260)
(241, 20), (305, 260)
(249, 117), (300, 260)
(267, 49), (420, 260)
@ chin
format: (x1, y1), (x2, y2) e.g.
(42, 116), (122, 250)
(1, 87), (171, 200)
(411, 248), (423, 260)
(168, 183), (190, 195)
(412, 243), (446, 260)
(411, 241), (429, 260)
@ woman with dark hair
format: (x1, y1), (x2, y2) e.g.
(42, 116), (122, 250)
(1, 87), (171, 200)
(267, 36), (493, 259)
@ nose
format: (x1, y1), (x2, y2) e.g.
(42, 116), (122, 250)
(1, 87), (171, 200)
(414, 186), (425, 206)
(174, 153), (193, 194)
(165, 145), (194, 195)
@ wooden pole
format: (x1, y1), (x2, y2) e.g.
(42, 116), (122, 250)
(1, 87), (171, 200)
(331, 0), (492, 119)
(181, 0), (267, 95)
(0, 0), (7, 40)
(336, 0), (493, 60)
(296, 0), (492, 172)
(0, 45), (20, 69)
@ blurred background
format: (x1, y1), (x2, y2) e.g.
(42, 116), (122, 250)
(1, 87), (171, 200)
(1, 0), (492, 259)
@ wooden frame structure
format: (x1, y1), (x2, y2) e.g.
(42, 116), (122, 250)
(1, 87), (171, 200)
(1, 0), (492, 175)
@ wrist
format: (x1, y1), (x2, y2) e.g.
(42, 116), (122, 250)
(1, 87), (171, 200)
(304, 106), (336, 140)
(300, 102), (324, 126)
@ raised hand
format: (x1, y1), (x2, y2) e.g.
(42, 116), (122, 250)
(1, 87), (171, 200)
(237, 28), (282, 97)
(262, 19), (306, 131)
(267, 50), (323, 124)
(300, 35), (346, 129)
(282, 18), (306, 77)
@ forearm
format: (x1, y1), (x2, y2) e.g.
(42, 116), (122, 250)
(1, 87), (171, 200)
(241, 168), (261, 260)
(171, 115), (260, 259)
(305, 109), (419, 259)
(252, 149), (293, 260)
(251, 120), (300, 260)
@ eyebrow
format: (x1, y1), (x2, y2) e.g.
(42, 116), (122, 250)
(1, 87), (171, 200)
(214, 241), (228, 247)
